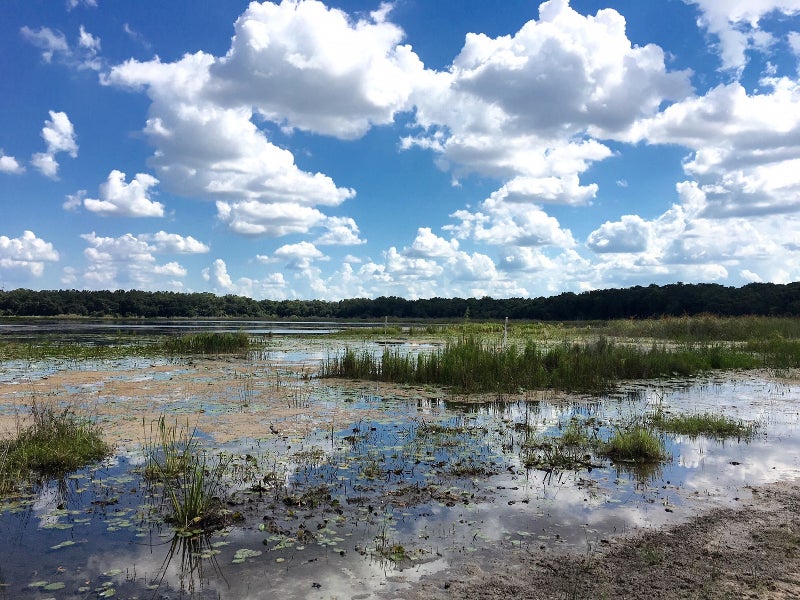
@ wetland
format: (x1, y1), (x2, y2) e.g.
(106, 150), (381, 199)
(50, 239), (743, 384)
(0, 317), (799, 599)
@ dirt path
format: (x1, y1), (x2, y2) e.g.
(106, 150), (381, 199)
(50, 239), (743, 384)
(396, 479), (800, 600)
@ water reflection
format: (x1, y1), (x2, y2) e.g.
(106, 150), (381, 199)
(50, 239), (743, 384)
(0, 367), (799, 598)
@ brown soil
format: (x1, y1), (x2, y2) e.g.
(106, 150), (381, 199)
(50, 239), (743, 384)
(396, 479), (800, 600)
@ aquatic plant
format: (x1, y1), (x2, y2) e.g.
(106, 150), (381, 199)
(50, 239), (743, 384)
(650, 410), (757, 439)
(0, 401), (110, 494)
(321, 335), (762, 393)
(601, 426), (665, 463)
(143, 416), (231, 533)
(161, 331), (251, 355)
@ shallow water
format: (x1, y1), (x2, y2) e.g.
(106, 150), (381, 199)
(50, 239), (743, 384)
(1, 336), (799, 599)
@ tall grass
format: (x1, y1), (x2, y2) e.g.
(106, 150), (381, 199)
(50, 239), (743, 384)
(143, 416), (230, 533)
(161, 332), (250, 355)
(321, 336), (761, 393)
(0, 402), (110, 495)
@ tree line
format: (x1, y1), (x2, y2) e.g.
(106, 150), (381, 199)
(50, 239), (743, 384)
(0, 282), (798, 320)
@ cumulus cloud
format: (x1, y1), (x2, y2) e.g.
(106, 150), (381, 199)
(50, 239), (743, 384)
(445, 191), (576, 249)
(82, 170), (164, 217)
(586, 215), (651, 253)
(31, 111), (78, 179)
(271, 241), (327, 270)
(631, 77), (800, 218)
(66, 0), (98, 10)
(203, 258), (289, 298)
(139, 231), (210, 253)
(0, 151), (24, 174)
(687, 0), (800, 72)
(210, 0), (424, 139)
(77, 231), (200, 289)
(0, 230), (59, 279)
(315, 216), (365, 245)
(105, 50), (356, 236)
(404, 0), (690, 190)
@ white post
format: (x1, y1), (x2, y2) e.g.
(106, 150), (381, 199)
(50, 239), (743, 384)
(503, 316), (508, 348)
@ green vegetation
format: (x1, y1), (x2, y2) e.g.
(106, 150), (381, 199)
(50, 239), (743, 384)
(0, 402), (110, 495)
(650, 410), (757, 439)
(601, 427), (665, 463)
(160, 331), (251, 355)
(0, 331), (252, 361)
(322, 335), (762, 393)
(143, 416), (230, 533)
(1, 281), (799, 319)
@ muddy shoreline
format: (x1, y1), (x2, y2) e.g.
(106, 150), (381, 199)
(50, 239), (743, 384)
(396, 479), (800, 599)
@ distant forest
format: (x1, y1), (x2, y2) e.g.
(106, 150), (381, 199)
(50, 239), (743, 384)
(0, 282), (798, 320)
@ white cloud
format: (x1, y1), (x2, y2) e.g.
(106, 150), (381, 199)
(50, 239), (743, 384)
(586, 215), (651, 253)
(21, 25), (102, 70)
(405, 0), (690, 193)
(67, 0), (98, 10)
(631, 77), (800, 217)
(202, 258), (289, 299)
(105, 51), (355, 235)
(139, 231), (210, 253)
(405, 227), (459, 259)
(0, 152), (24, 174)
(83, 170), (164, 217)
(77, 231), (196, 289)
(687, 0), (800, 72)
(272, 241), (327, 270)
(215, 200), (325, 236)
(20, 26), (69, 63)
(445, 192), (576, 249)
(315, 216), (365, 245)
(31, 111), (78, 179)
(211, 0), (424, 139)
(0, 230), (59, 279)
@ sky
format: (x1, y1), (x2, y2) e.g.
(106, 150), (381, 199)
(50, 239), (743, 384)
(2, 0), (800, 301)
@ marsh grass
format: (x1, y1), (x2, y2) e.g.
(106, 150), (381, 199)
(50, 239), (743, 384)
(161, 331), (250, 355)
(0, 402), (110, 494)
(322, 335), (761, 393)
(143, 416), (231, 533)
(601, 426), (665, 463)
(651, 410), (757, 439)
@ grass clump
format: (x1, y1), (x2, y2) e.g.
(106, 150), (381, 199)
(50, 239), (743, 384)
(161, 331), (250, 355)
(651, 410), (757, 439)
(601, 426), (665, 463)
(143, 416), (230, 533)
(0, 402), (110, 494)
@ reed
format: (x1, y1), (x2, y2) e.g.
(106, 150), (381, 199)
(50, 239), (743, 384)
(161, 331), (250, 355)
(321, 335), (762, 393)
(142, 416), (229, 533)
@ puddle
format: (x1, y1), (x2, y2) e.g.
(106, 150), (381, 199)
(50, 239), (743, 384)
(1, 335), (799, 598)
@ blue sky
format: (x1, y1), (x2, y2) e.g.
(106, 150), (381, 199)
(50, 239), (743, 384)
(2, 0), (800, 300)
